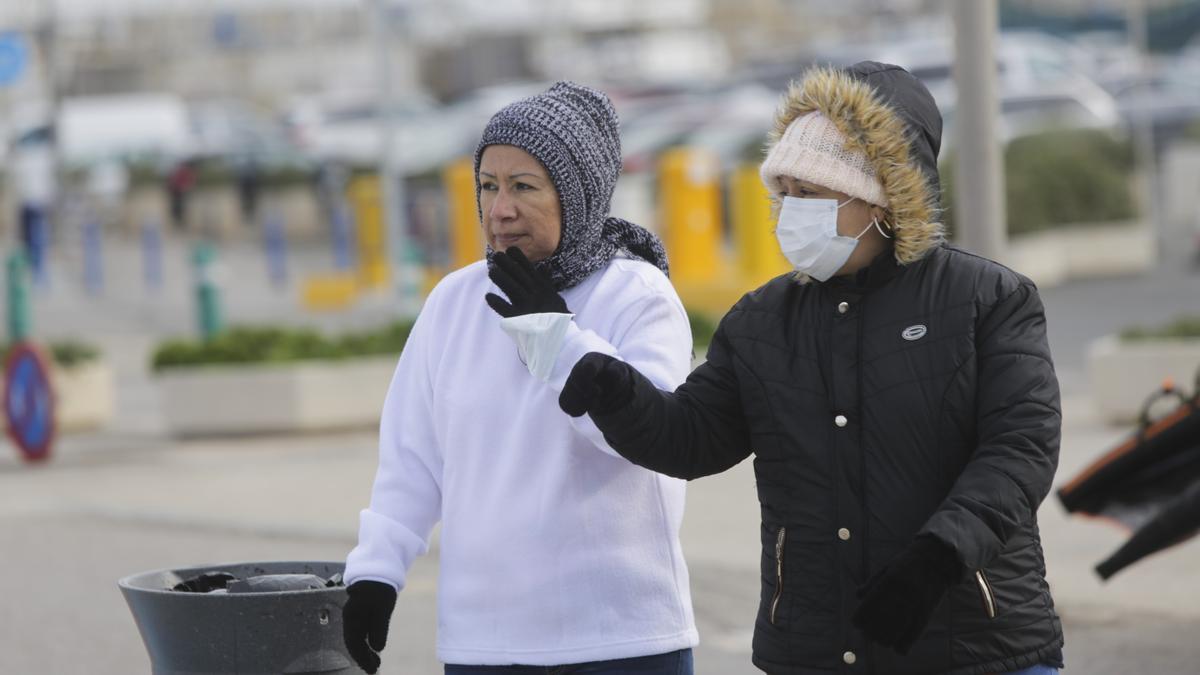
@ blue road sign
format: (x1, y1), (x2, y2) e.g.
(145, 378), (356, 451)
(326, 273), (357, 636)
(0, 32), (28, 87)
(4, 342), (55, 462)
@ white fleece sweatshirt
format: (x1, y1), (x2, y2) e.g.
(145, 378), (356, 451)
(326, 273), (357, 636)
(345, 257), (697, 666)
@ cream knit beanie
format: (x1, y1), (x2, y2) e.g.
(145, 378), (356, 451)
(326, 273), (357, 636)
(759, 111), (888, 207)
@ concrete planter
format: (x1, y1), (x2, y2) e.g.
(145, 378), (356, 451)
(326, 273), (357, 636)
(52, 360), (116, 432)
(156, 356), (396, 437)
(1004, 221), (1155, 288)
(1164, 142), (1200, 235)
(1086, 334), (1200, 424)
(0, 358), (114, 434)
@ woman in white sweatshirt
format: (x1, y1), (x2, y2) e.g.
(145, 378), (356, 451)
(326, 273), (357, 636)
(342, 81), (698, 675)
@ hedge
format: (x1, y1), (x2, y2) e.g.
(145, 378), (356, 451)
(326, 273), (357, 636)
(1121, 315), (1200, 342)
(154, 308), (721, 371)
(152, 322), (415, 371)
(0, 340), (100, 368)
(940, 129), (1136, 237)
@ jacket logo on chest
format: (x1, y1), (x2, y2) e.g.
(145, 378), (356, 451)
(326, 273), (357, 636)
(901, 324), (928, 341)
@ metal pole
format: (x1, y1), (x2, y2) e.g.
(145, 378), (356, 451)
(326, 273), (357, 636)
(43, 0), (64, 262)
(369, 0), (418, 315)
(951, 0), (1005, 261)
(263, 208), (288, 289)
(82, 215), (103, 295)
(192, 243), (223, 342)
(142, 217), (163, 293)
(1127, 0), (1163, 261)
(5, 252), (31, 342)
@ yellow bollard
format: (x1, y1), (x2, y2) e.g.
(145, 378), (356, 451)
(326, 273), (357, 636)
(301, 273), (360, 311)
(732, 163), (791, 286)
(658, 147), (721, 285)
(348, 174), (390, 289)
(443, 157), (484, 270)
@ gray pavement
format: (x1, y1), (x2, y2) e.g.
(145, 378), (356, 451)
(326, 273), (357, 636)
(1, 235), (1199, 673)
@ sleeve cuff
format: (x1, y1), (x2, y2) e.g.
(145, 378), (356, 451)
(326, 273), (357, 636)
(344, 509), (430, 591)
(548, 321), (620, 393)
(499, 312), (575, 382)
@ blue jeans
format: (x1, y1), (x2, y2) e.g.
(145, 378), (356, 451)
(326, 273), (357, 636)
(1004, 666), (1059, 675)
(444, 648), (694, 675)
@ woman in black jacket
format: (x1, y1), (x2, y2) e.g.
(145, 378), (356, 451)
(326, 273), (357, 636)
(532, 62), (1065, 674)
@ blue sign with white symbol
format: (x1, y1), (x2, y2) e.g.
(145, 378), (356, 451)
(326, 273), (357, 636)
(0, 32), (28, 88)
(4, 343), (55, 462)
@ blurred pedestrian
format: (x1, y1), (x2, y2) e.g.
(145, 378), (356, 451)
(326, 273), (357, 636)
(342, 82), (697, 675)
(85, 158), (130, 227)
(559, 62), (1065, 675)
(315, 158), (349, 224)
(166, 158), (196, 230)
(234, 153), (261, 223)
(12, 126), (57, 269)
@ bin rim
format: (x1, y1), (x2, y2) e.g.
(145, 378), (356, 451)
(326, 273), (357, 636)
(118, 559), (347, 596)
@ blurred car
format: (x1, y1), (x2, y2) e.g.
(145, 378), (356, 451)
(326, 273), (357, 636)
(752, 31), (1109, 119)
(679, 83), (777, 170)
(282, 89), (466, 174)
(1104, 67), (1200, 153)
(617, 94), (713, 174)
(939, 78), (1121, 153)
(189, 99), (310, 171)
(59, 93), (195, 165)
(8, 93), (198, 168)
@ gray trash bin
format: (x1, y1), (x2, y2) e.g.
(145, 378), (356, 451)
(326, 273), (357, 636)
(119, 561), (356, 674)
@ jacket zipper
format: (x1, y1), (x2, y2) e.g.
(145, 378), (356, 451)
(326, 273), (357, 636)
(975, 570), (997, 619)
(770, 527), (786, 624)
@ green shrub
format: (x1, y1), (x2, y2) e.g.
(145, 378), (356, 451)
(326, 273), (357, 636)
(48, 341), (101, 368)
(688, 309), (719, 351)
(940, 129), (1136, 237)
(0, 340), (100, 368)
(1120, 315), (1200, 342)
(1186, 119), (1200, 143)
(152, 321), (415, 371)
(127, 158), (315, 191)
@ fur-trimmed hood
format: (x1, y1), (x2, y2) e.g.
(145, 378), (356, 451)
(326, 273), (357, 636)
(766, 61), (945, 265)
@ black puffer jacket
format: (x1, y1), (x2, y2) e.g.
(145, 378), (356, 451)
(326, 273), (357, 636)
(595, 245), (1063, 674)
(586, 63), (1064, 674)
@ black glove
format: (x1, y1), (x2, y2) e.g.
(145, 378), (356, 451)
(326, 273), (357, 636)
(342, 580), (397, 674)
(851, 535), (962, 655)
(485, 246), (568, 318)
(559, 352), (636, 418)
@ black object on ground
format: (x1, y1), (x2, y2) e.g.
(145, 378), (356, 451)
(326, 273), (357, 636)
(120, 561), (355, 674)
(1059, 371), (1200, 579)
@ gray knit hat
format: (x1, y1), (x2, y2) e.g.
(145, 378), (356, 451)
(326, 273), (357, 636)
(474, 81), (669, 291)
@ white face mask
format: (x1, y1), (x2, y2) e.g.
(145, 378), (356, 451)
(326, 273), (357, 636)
(774, 196), (890, 281)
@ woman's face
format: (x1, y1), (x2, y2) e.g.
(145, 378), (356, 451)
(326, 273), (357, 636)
(478, 145), (562, 262)
(777, 175), (891, 277)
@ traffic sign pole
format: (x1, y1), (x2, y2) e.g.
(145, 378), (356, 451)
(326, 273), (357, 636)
(5, 251), (31, 342)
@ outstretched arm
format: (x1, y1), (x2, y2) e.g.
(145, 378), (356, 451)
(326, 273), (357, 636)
(561, 322), (753, 480)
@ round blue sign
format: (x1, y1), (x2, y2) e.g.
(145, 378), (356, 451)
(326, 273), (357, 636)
(0, 32), (28, 88)
(4, 343), (55, 462)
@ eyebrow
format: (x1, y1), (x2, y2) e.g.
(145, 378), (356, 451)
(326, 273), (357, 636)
(479, 171), (542, 180)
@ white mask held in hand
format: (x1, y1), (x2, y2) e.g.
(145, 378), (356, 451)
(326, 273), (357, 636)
(774, 196), (891, 281)
(499, 312), (575, 382)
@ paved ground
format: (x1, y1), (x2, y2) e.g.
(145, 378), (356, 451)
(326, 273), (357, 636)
(2, 393), (1199, 674)
(1, 235), (1199, 673)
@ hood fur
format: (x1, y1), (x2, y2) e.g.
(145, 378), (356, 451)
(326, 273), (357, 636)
(766, 63), (945, 266)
